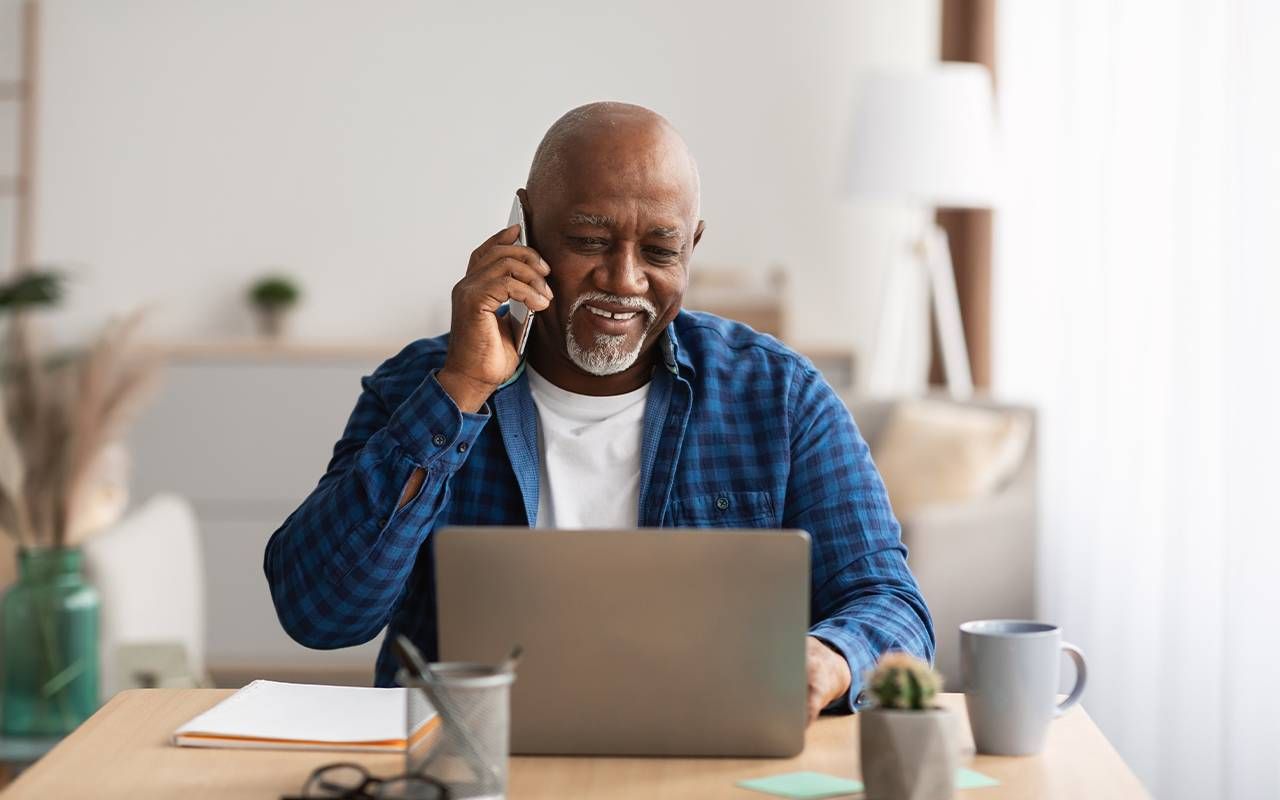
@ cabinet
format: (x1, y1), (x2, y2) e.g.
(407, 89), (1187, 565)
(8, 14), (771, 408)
(128, 343), (401, 683)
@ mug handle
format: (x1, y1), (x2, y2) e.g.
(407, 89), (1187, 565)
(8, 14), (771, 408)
(1055, 642), (1088, 716)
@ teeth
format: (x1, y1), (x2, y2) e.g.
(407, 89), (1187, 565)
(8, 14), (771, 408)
(587, 306), (637, 320)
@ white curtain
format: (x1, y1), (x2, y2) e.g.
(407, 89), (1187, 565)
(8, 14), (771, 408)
(994, 2), (1280, 798)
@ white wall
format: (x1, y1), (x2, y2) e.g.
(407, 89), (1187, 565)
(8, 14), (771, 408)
(32, 0), (939, 356)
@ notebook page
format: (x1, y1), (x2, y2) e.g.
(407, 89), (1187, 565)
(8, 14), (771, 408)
(174, 680), (418, 744)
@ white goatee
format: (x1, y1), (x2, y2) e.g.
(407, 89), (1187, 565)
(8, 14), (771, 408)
(564, 292), (658, 376)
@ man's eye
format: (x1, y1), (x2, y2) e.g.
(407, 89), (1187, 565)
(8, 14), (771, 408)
(645, 247), (680, 264)
(569, 237), (609, 251)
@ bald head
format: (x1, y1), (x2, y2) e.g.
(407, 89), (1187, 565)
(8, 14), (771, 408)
(526, 102), (701, 219)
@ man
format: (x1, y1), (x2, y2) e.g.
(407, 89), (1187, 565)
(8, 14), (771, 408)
(264, 102), (933, 721)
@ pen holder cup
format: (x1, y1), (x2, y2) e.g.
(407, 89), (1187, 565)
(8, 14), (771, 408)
(399, 664), (514, 800)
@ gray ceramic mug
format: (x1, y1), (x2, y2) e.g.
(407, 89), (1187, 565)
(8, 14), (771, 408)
(960, 620), (1087, 755)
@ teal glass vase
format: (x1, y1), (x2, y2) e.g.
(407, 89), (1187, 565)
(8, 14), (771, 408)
(1, 548), (101, 736)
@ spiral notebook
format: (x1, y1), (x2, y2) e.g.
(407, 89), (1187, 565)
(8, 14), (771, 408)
(173, 680), (440, 752)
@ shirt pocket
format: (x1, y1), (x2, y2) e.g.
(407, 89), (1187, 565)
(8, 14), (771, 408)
(670, 490), (777, 528)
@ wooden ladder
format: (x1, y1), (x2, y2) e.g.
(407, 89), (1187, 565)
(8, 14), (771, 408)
(1, 0), (40, 273)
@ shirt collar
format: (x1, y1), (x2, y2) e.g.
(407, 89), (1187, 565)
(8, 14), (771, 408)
(661, 319), (696, 378)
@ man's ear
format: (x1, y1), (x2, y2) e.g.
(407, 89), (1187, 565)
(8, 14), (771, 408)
(692, 219), (706, 251)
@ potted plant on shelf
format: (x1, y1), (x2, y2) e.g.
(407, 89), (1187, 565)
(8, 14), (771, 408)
(247, 274), (301, 339)
(859, 652), (958, 800)
(0, 268), (160, 736)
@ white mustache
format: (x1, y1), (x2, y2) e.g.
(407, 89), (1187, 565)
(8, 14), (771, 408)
(569, 292), (657, 322)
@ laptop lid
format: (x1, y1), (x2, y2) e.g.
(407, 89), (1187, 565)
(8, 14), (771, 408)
(434, 527), (810, 757)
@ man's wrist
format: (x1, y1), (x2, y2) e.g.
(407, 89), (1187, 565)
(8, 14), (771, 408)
(810, 636), (852, 700)
(436, 367), (498, 413)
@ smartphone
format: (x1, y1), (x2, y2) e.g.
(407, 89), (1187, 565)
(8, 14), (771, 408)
(506, 195), (535, 357)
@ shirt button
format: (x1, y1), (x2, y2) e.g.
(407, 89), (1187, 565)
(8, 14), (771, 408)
(715, 495), (730, 511)
(378, 517), (389, 528)
(431, 433), (447, 447)
(456, 441), (469, 454)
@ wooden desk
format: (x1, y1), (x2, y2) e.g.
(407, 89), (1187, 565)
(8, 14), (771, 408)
(1, 690), (1148, 799)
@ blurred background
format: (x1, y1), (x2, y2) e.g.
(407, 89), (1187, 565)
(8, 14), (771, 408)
(1, 1), (1277, 797)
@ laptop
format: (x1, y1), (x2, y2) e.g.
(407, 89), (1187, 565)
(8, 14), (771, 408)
(433, 527), (810, 757)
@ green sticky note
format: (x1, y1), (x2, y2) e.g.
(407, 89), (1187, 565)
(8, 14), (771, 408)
(736, 771), (865, 799)
(956, 767), (1001, 789)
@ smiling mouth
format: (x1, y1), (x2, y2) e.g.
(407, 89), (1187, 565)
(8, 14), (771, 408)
(586, 306), (640, 321)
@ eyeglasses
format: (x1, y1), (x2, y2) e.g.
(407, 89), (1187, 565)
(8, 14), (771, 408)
(280, 762), (452, 800)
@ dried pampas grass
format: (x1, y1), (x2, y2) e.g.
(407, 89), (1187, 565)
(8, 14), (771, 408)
(0, 312), (161, 550)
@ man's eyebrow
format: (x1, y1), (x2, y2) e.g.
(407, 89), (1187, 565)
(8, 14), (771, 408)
(566, 212), (615, 227)
(565, 213), (684, 243)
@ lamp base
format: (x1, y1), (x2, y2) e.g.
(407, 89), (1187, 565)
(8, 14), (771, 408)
(867, 223), (973, 399)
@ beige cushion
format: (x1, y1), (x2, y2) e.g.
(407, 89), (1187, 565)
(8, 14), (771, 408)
(871, 400), (1031, 518)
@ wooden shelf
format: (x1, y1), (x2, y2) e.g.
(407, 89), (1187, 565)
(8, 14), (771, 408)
(146, 338), (855, 387)
(149, 338), (405, 363)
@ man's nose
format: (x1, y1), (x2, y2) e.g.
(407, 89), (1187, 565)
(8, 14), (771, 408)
(593, 244), (648, 297)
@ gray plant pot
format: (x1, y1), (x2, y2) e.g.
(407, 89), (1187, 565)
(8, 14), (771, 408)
(255, 307), (289, 339)
(859, 708), (959, 800)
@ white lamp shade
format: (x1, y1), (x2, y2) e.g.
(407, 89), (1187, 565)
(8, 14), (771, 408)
(846, 62), (999, 209)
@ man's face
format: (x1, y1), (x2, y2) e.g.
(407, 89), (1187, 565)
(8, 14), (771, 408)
(524, 131), (703, 380)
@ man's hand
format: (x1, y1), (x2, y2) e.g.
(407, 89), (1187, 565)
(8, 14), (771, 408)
(806, 636), (852, 724)
(437, 224), (555, 412)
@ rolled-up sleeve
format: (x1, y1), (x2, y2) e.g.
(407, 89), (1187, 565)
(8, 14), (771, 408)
(263, 365), (489, 650)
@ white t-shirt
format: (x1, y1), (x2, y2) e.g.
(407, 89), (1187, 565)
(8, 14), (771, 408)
(526, 366), (650, 529)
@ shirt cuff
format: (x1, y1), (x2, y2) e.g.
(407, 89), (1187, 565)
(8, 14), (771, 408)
(386, 368), (491, 468)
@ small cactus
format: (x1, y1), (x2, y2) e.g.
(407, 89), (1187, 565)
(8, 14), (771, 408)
(866, 652), (943, 710)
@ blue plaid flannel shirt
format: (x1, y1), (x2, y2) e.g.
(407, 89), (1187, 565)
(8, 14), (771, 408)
(264, 310), (934, 707)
